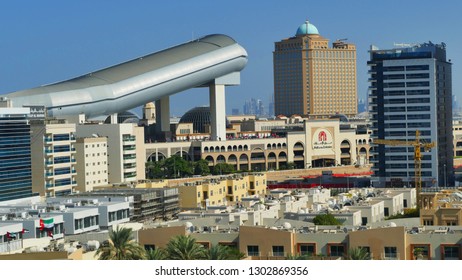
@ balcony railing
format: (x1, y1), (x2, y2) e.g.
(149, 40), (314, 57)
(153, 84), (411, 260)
(0, 240), (22, 254)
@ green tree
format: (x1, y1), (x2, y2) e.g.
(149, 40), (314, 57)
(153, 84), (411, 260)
(163, 155), (193, 178)
(146, 161), (164, 179)
(279, 162), (295, 170)
(146, 248), (168, 260)
(193, 159), (210, 176)
(165, 235), (207, 260)
(312, 213), (342, 225)
(346, 247), (371, 260)
(95, 226), (146, 260)
(227, 247), (247, 260)
(206, 245), (233, 260)
(211, 163), (235, 175)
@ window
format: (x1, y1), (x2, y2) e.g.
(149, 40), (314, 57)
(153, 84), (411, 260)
(247, 245), (259, 256)
(328, 244), (345, 257)
(272, 246), (284, 257)
(406, 65), (429, 71)
(384, 246), (397, 259)
(411, 244), (430, 260)
(441, 245), (460, 260)
(298, 243), (316, 256)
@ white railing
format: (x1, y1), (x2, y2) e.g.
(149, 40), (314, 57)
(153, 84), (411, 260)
(0, 240), (22, 254)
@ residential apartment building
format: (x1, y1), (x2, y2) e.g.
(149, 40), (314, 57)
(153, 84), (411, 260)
(420, 190), (462, 226)
(31, 119), (77, 197)
(75, 137), (109, 192)
(139, 224), (462, 260)
(368, 42), (453, 187)
(273, 20), (357, 118)
(177, 173), (267, 209)
(76, 123), (145, 184)
(0, 103), (35, 202)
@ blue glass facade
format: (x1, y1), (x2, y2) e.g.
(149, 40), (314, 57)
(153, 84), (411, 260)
(0, 109), (34, 202)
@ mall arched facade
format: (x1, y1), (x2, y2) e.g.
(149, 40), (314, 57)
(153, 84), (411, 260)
(145, 119), (371, 171)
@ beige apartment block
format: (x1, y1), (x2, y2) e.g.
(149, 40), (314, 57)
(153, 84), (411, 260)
(420, 191), (462, 226)
(176, 173), (267, 209)
(31, 119), (77, 197)
(75, 137), (109, 192)
(76, 123), (145, 184)
(274, 20), (357, 118)
(139, 223), (462, 260)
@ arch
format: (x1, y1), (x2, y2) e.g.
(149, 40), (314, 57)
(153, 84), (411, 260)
(359, 147), (367, 154)
(272, 143), (277, 149)
(227, 145), (232, 151)
(221, 146), (226, 152)
(293, 141), (304, 149)
(238, 145), (243, 151)
(278, 151), (287, 159)
(244, 144), (248, 151)
(267, 152), (277, 160)
(282, 143), (287, 148)
(267, 144), (272, 150)
(341, 139), (351, 146)
(217, 155), (226, 163)
(228, 154), (238, 163)
(233, 145), (238, 151)
(239, 154), (249, 162)
(174, 150), (191, 160)
(205, 155), (214, 165)
(277, 143), (282, 149)
(147, 151), (166, 162)
(215, 146), (220, 151)
(210, 146), (214, 153)
(204, 147), (209, 153)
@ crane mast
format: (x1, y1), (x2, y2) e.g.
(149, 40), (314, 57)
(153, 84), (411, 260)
(374, 131), (435, 209)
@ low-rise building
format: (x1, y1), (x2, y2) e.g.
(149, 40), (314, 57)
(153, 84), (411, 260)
(57, 207), (99, 235)
(420, 190), (462, 226)
(346, 200), (385, 226)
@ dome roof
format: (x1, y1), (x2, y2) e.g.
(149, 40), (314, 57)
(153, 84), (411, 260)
(330, 113), (349, 122)
(104, 111), (140, 124)
(179, 106), (211, 133)
(296, 20), (319, 36)
(144, 102), (155, 109)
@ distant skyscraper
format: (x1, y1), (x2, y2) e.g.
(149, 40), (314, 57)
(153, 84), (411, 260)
(0, 103), (34, 202)
(357, 98), (366, 113)
(243, 98), (265, 116)
(273, 20), (358, 118)
(453, 94), (459, 114)
(368, 42), (453, 187)
(268, 100), (275, 117)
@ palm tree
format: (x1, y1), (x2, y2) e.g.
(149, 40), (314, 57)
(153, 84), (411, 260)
(206, 245), (232, 260)
(346, 247), (371, 260)
(165, 235), (207, 260)
(95, 226), (146, 260)
(228, 247), (247, 260)
(146, 248), (168, 260)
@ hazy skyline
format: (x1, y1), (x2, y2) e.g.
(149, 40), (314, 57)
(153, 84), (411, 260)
(1, 1), (460, 117)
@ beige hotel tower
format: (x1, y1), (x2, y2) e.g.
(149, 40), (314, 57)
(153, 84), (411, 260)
(274, 20), (357, 118)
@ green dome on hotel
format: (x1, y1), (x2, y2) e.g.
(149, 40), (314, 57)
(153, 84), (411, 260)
(296, 20), (319, 36)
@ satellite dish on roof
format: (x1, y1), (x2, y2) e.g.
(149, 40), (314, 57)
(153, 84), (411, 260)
(283, 222), (292, 229)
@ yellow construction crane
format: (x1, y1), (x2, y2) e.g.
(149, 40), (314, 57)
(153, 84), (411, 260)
(374, 131), (435, 209)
